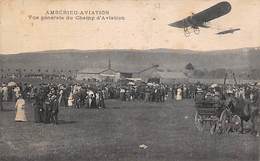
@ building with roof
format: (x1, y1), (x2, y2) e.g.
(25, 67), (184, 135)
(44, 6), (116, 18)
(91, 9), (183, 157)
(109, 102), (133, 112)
(76, 57), (121, 81)
(76, 57), (188, 83)
(133, 65), (160, 82)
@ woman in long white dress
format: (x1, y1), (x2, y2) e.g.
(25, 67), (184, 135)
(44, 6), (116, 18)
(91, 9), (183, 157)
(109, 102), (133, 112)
(2, 85), (8, 101)
(67, 92), (74, 107)
(176, 87), (182, 101)
(15, 95), (27, 122)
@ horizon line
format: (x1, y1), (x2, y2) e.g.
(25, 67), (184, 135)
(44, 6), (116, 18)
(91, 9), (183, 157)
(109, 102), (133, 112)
(0, 46), (259, 55)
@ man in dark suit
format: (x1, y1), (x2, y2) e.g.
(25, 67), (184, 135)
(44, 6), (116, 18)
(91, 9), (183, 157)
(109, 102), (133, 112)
(44, 94), (52, 124)
(0, 90), (3, 111)
(34, 89), (45, 123)
(50, 94), (59, 124)
(99, 90), (105, 108)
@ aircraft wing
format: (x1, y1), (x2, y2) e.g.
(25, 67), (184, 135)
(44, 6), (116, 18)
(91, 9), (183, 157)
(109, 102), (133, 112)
(216, 28), (240, 35)
(192, 1), (231, 25)
(168, 19), (190, 28)
(216, 30), (230, 34)
(169, 1), (231, 28)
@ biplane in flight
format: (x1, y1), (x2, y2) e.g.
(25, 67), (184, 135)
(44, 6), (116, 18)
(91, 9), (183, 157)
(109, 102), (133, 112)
(216, 28), (240, 35)
(169, 1), (232, 36)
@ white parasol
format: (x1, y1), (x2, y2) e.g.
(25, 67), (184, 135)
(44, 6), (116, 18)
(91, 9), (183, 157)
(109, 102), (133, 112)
(7, 82), (17, 87)
(128, 82), (135, 85)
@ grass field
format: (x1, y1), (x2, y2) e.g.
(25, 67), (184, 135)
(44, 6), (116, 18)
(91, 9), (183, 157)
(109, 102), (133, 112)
(0, 99), (259, 161)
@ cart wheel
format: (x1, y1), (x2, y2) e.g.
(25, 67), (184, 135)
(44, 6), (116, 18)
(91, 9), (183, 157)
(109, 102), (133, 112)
(209, 118), (218, 135)
(219, 109), (231, 134)
(215, 121), (221, 134)
(195, 111), (204, 131)
(210, 122), (217, 135)
(231, 115), (241, 133)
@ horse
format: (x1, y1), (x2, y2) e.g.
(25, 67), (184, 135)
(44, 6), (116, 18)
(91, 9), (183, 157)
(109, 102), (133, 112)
(225, 95), (259, 135)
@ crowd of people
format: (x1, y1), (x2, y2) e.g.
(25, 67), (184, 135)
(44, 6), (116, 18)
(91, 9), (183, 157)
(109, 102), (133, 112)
(117, 83), (169, 102)
(171, 83), (196, 100)
(0, 80), (259, 125)
(0, 82), (107, 124)
(192, 82), (260, 103)
(169, 82), (260, 104)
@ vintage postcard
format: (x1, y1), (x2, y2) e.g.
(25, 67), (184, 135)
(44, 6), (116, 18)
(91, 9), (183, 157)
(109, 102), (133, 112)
(0, 0), (259, 161)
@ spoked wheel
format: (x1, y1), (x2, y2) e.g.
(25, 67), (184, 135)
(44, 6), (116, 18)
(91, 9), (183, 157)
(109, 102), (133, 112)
(219, 109), (231, 134)
(195, 111), (204, 132)
(184, 28), (190, 37)
(210, 122), (216, 135)
(215, 120), (221, 134)
(209, 117), (218, 135)
(193, 28), (200, 35)
(231, 115), (241, 133)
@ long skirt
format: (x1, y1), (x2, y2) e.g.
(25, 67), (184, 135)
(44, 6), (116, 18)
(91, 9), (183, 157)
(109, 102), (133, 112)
(68, 98), (73, 107)
(176, 93), (182, 101)
(15, 107), (27, 121)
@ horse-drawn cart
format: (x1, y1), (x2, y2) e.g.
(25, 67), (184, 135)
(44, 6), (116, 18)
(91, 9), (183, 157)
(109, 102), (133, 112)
(193, 72), (256, 135)
(195, 97), (223, 134)
(194, 96), (241, 134)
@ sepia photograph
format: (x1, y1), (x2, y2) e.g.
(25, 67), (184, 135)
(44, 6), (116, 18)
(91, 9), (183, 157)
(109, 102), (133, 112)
(0, 0), (259, 161)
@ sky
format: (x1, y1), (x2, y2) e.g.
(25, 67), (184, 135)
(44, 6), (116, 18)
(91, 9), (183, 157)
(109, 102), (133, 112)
(0, 0), (260, 54)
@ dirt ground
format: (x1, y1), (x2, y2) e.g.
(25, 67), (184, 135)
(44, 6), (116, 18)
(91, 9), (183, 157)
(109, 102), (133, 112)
(0, 99), (259, 161)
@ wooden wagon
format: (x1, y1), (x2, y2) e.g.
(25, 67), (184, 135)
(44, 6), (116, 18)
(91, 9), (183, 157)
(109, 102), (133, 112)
(194, 96), (242, 134)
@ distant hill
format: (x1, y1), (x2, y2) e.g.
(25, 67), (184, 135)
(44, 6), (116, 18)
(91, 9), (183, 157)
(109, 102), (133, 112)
(0, 47), (260, 73)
